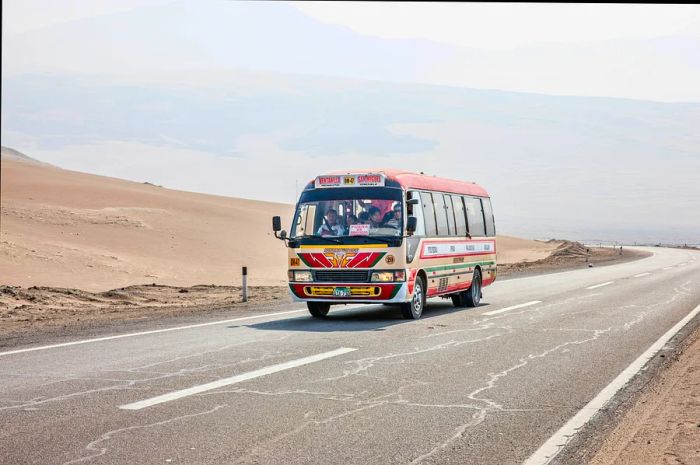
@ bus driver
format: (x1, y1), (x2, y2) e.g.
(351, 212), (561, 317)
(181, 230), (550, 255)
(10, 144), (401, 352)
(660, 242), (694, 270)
(317, 208), (345, 236)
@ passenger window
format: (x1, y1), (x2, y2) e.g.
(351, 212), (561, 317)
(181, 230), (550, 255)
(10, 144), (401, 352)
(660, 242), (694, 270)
(482, 198), (496, 236)
(463, 196), (486, 237)
(444, 194), (456, 236)
(433, 194), (448, 236)
(408, 191), (426, 236)
(420, 192), (437, 236)
(451, 195), (467, 236)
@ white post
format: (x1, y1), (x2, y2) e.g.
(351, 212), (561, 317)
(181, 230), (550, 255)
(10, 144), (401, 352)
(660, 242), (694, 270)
(242, 266), (248, 302)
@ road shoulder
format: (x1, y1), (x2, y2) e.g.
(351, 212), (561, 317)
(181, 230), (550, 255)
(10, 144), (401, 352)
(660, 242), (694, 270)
(553, 312), (700, 465)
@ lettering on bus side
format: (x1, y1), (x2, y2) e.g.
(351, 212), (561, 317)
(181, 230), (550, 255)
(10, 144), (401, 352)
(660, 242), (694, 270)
(427, 246), (438, 254)
(453, 256), (465, 263)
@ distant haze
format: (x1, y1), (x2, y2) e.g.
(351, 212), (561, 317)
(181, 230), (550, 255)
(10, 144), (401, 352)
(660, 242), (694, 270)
(2, 1), (699, 244)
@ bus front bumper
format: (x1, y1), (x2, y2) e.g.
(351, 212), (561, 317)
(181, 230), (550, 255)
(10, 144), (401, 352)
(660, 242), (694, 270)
(288, 282), (408, 304)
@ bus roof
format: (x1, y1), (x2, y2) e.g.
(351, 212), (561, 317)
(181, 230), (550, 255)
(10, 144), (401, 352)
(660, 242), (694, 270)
(321, 169), (490, 197)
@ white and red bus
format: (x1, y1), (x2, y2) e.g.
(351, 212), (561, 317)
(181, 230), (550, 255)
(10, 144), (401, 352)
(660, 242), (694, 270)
(272, 170), (496, 319)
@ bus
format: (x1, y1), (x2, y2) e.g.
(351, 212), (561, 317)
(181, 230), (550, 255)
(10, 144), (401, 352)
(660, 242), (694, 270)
(272, 170), (496, 319)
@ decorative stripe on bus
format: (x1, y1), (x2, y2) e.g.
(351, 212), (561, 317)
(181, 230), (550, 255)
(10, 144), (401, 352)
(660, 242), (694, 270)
(424, 261), (496, 273)
(419, 239), (496, 259)
(300, 244), (389, 249)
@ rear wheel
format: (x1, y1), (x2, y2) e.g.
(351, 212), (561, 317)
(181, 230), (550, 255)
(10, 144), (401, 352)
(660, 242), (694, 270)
(401, 275), (426, 319)
(307, 302), (330, 318)
(463, 269), (482, 307)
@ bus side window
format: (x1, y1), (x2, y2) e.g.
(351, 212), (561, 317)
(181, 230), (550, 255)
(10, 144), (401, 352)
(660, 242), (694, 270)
(451, 195), (467, 236)
(433, 193), (449, 236)
(420, 192), (437, 236)
(482, 198), (496, 236)
(463, 196), (486, 237)
(444, 194), (456, 236)
(408, 191), (426, 236)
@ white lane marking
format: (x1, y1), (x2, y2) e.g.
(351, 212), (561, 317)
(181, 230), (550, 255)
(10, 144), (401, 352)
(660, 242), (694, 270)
(663, 266), (673, 270)
(633, 272), (651, 278)
(482, 301), (543, 316)
(585, 281), (614, 290)
(0, 309), (306, 357)
(523, 303), (700, 465)
(119, 347), (357, 410)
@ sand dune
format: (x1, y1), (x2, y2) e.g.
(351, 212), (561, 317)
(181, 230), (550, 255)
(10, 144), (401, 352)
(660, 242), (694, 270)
(1, 151), (560, 291)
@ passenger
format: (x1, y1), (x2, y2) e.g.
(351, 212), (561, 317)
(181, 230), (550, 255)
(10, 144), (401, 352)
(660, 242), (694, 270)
(384, 204), (402, 229)
(316, 208), (345, 236)
(368, 206), (383, 228)
(346, 214), (358, 226)
(358, 211), (370, 225)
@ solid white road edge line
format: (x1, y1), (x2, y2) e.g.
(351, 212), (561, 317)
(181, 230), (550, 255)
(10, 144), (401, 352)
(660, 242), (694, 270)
(633, 272), (651, 278)
(522, 303), (700, 465)
(119, 347), (358, 410)
(482, 301), (543, 316)
(0, 309), (307, 357)
(585, 281), (614, 290)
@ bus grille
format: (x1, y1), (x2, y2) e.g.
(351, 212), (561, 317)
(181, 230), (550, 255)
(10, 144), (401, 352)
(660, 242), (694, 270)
(314, 270), (370, 283)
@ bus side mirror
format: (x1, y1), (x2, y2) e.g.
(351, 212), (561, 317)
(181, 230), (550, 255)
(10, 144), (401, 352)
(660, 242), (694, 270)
(408, 198), (420, 205)
(406, 216), (417, 235)
(272, 216), (282, 232)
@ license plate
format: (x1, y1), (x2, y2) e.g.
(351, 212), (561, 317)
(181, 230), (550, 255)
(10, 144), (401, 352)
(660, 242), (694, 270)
(333, 287), (351, 297)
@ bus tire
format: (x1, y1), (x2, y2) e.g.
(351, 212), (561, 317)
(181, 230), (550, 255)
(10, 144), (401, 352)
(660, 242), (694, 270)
(401, 275), (426, 320)
(307, 302), (330, 318)
(464, 269), (482, 307)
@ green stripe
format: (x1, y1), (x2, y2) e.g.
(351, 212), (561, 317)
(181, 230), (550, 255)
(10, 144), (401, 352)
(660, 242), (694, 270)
(297, 254), (314, 267)
(424, 260), (495, 273)
(366, 252), (386, 267)
(387, 284), (401, 299)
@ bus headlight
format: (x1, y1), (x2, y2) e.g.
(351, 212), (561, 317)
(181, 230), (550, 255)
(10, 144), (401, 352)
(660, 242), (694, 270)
(292, 271), (313, 282)
(371, 271), (406, 282)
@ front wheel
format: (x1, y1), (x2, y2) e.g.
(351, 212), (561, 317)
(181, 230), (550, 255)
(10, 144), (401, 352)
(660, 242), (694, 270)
(401, 275), (426, 319)
(307, 302), (330, 318)
(463, 269), (482, 307)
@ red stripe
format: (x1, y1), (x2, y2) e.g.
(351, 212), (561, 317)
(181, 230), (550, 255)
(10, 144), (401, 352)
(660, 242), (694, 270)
(298, 253), (334, 268)
(427, 281), (472, 297)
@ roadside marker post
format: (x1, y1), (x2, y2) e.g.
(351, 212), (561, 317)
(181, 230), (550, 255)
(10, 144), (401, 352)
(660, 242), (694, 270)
(242, 266), (248, 302)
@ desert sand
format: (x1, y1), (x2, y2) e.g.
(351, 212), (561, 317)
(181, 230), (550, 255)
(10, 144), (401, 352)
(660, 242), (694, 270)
(1, 150), (292, 290)
(2, 149), (567, 292)
(589, 326), (700, 465)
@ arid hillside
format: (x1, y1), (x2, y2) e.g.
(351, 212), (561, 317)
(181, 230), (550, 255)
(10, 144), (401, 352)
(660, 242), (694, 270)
(2, 149), (562, 291)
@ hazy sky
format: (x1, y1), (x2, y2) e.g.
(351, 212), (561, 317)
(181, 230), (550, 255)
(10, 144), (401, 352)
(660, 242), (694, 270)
(2, 1), (699, 243)
(3, 1), (700, 101)
(294, 3), (700, 50)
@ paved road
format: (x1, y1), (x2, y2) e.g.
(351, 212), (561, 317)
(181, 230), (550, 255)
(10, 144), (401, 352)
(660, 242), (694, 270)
(1, 247), (699, 465)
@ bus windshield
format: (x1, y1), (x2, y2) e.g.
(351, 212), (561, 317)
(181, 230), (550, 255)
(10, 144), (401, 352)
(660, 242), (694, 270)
(291, 193), (403, 240)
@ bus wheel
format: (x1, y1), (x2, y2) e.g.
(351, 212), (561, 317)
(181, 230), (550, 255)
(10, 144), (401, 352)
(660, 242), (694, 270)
(401, 276), (426, 320)
(464, 269), (482, 307)
(307, 302), (330, 318)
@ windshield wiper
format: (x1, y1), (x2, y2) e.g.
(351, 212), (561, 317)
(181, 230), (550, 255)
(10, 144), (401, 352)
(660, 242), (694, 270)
(308, 235), (344, 244)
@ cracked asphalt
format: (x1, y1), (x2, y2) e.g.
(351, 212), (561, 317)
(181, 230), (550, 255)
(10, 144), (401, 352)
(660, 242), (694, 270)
(1, 247), (699, 465)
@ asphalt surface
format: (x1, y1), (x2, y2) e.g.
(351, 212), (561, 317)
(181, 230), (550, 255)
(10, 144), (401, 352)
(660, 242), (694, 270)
(1, 247), (699, 465)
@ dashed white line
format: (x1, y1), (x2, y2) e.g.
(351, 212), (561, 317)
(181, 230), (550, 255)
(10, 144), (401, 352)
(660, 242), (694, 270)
(119, 347), (357, 410)
(585, 281), (614, 290)
(523, 303), (700, 465)
(0, 309), (307, 357)
(663, 267), (673, 270)
(633, 272), (651, 278)
(482, 301), (543, 316)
